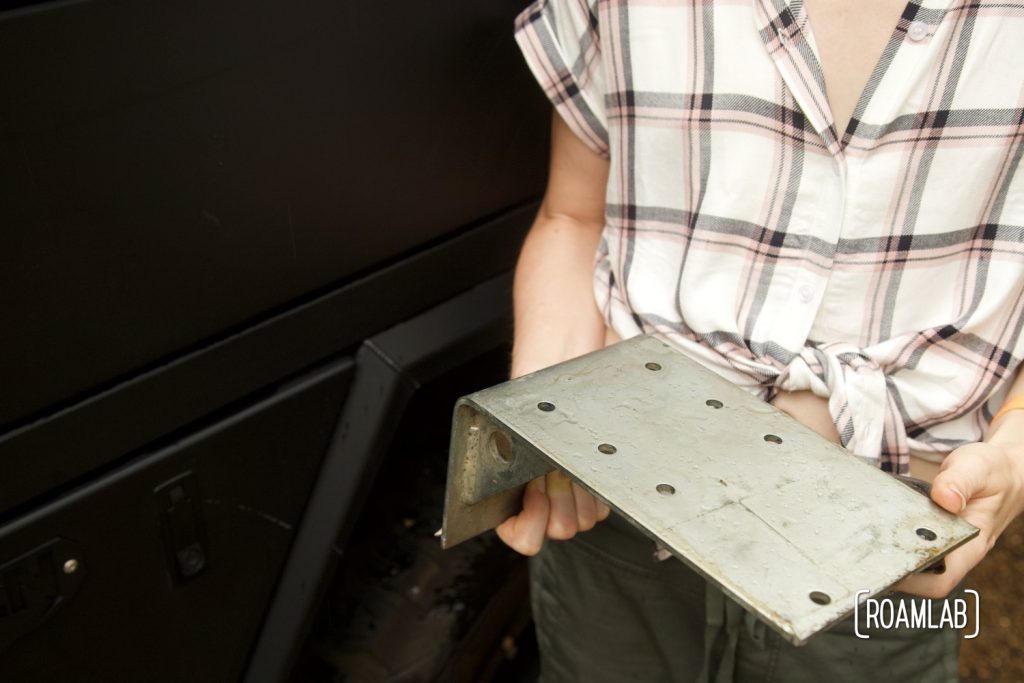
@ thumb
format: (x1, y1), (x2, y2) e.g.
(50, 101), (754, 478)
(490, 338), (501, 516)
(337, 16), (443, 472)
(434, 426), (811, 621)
(930, 446), (987, 514)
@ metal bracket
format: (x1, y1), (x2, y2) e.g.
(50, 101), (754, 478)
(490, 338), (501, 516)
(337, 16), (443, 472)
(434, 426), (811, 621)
(442, 335), (978, 645)
(0, 538), (85, 654)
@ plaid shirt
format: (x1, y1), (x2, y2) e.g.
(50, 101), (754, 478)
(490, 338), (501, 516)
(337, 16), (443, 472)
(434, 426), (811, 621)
(514, 0), (1024, 473)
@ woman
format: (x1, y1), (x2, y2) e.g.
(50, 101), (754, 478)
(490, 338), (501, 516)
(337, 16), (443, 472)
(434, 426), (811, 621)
(498, 0), (1024, 680)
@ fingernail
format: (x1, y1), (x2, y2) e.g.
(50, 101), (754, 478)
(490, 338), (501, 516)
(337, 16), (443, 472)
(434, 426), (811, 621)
(547, 472), (572, 495)
(951, 487), (968, 513)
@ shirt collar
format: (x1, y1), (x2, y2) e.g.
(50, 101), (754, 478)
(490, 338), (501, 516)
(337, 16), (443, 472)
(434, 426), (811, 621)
(752, 0), (839, 154)
(752, 0), (955, 157)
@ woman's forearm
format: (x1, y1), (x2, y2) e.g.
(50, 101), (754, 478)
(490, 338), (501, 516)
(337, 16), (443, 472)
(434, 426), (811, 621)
(511, 210), (607, 378)
(510, 112), (611, 379)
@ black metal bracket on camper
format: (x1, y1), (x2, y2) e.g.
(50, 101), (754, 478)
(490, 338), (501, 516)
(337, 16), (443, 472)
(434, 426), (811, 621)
(244, 273), (515, 683)
(0, 538), (85, 655)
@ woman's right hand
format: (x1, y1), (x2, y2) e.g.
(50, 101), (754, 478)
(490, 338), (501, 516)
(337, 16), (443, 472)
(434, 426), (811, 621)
(495, 472), (611, 555)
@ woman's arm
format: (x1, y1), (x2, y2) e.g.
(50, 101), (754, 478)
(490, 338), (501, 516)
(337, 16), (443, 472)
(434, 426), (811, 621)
(495, 111), (612, 556)
(509, 113), (610, 377)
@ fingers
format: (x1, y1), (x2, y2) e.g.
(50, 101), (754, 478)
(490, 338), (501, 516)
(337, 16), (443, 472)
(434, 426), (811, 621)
(546, 470), (579, 539)
(495, 477), (550, 555)
(892, 532), (988, 598)
(494, 472), (613, 555)
(546, 473), (612, 537)
(572, 483), (612, 529)
(898, 444), (1000, 598)
(573, 481), (598, 532)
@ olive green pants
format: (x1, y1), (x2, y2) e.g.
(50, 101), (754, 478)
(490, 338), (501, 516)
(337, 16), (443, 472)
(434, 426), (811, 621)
(530, 513), (960, 683)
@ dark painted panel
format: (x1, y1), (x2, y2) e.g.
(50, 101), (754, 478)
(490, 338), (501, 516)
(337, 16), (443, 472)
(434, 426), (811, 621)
(0, 206), (533, 520)
(0, 358), (352, 682)
(0, 0), (548, 427)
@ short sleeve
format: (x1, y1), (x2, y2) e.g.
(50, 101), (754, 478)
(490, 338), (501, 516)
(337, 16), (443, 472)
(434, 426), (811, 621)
(514, 0), (609, 156)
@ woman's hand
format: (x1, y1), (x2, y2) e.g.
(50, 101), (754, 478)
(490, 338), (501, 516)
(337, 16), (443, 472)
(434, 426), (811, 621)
(895, 428), (1024, 597)
(770, 389), (1024, 598)
(495, 472), (611, 556)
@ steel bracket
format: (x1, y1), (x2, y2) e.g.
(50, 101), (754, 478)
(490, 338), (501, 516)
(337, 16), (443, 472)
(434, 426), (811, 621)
(442, 336), (977, 645)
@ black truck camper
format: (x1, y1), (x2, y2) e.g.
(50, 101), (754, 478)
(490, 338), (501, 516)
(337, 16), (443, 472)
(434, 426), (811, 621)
(0, 0), (549, 680)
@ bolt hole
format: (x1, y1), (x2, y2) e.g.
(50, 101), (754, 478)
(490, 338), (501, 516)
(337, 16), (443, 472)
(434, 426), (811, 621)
(597, 443), (617, 455)
(645, 362), (662, 371)
(537, 401), (556, 412)
(656, 483), (676, 496)
(489, 431), (514, 464)
(915, 527), (937, 541)
(706, 399), (724, 409)
(764, 434), (783, 445)
(809, 591), (831, 605)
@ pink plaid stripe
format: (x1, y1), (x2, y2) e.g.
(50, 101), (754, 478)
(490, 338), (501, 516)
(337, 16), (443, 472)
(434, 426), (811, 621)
(517, 0), (1024, 473)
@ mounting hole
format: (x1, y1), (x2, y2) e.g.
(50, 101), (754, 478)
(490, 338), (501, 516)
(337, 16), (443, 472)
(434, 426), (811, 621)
(597, 443), (618, 455)
(645, 362), (662, 371)
(489, 431), (514, 464)
(656, 483), (676, 496)
(916, 527), (937, 541)
(809, 591), (831, 606)
(706, 399), (724, 409)
(764, 434), (783, 445)
(537, 401), (556, 412)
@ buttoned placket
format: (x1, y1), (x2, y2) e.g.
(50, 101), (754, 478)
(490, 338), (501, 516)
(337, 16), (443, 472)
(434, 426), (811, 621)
(750, 0), (951, 464)
(751, 0), (944, 347)
(753, 0), (846, 345)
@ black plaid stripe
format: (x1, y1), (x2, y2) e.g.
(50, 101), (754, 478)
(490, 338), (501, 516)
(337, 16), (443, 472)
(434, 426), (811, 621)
(517, 0), (1024, 473)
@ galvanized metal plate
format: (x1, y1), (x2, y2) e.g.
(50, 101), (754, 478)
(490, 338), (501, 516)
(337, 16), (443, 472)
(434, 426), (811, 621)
(442, 335), (978, 645)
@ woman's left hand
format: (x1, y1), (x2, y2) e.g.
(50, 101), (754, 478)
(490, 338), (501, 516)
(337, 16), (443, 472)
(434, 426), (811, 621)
(772, 389), (1024, 598)
(895, 428), (1024, 597)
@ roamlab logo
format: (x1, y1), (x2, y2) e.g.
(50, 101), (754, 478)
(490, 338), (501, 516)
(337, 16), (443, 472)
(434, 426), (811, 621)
(854, 589), (980, 639)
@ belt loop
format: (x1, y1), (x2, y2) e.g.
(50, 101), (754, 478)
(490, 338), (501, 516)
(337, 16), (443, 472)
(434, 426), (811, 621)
(743, 610), (768, 648)
(698, 585), (743, 683)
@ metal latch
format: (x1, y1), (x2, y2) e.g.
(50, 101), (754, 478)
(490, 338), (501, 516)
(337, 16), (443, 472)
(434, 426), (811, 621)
(155, 472), (208, 582)
(441, 335), (977, 645)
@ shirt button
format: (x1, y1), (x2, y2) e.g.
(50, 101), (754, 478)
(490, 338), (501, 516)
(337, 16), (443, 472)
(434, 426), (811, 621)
(908, 21), (929, 41)
(798, 284), (815, 303)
